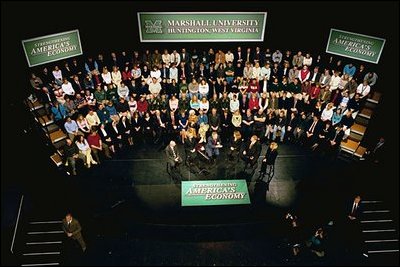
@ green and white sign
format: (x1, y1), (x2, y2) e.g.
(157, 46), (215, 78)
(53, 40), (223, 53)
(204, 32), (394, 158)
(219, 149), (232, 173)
(22, 30), (83, 67)
(326, 28), (385, 64)
(181, 180), (251, 207)
(138, 12), (267, 42)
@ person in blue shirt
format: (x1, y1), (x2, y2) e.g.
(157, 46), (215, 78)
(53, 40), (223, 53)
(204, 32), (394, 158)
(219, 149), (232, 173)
(51, 101), (67, 131)
(105, 101), (117, 117)
(97, 103), (111, 124)
(343, 63), (356, 77)
(197, 109), (208, 126)
(331, 108), (344, 127)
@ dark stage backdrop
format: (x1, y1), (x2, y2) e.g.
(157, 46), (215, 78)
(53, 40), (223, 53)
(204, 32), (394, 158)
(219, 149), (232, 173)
(1, 0), (398, 203)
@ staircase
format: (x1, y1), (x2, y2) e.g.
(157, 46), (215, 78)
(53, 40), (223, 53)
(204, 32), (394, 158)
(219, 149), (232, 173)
(360, 199), (399, 265)
(24, 98), (67, 169)
(339, 91), (382, 162)
(19, 220), (64, 266)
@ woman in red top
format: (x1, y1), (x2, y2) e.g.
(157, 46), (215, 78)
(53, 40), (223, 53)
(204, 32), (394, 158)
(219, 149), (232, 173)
(247, 78), (259, 98)
(248, 93), (260, 112)
(136, 96), (148, 116)
(122, 66), (133, 86)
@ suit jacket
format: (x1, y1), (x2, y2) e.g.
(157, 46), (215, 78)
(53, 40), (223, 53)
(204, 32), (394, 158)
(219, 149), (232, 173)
(62, 218), (83, 240)
(348, 201), (363, 219)
(160, 67), (170, 80)
(244, 141), (261, 158)
(206, 136), (221, 150)
(165, 145), (179, 163)
(309, 72), (322, 84)
(234, 51), (245, 64)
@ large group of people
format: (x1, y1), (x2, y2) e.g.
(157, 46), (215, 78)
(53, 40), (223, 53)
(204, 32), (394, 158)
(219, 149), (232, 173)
(28, 47), (379, 175)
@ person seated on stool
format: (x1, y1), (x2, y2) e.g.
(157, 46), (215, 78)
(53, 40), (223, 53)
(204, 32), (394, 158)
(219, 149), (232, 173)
(228, 130), (242, 162)
(184, 132), (197, 164)
(241, 135), (261, 170)
(259, 142), (278, 182)
(206, 131), (223, 159)
(165, 140), (183, 170)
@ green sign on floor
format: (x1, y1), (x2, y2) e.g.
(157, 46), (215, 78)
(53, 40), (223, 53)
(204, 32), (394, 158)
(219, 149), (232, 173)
(181, 180), (251, 206)
(326, 28), (385, 64)
(138, 12), (267, 42)
(22, 30), (83, 67)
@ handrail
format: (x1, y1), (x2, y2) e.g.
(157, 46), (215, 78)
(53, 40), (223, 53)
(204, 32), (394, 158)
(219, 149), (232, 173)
(11, 195), (24, 254)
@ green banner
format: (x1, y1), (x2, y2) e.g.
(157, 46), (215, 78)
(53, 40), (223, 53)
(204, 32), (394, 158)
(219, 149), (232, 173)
(22, 30), (83, 67)
(138, 12), (267, 42)
(181, 180), (251, 206)
(326, 29), (385, 64)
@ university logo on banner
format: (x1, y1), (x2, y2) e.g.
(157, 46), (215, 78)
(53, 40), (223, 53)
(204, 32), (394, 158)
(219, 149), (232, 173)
(138, 12), (267, 42)
(145, 20), (163, 33)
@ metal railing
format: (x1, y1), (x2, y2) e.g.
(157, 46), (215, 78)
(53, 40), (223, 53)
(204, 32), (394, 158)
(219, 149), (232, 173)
(11, 195), (24, 254)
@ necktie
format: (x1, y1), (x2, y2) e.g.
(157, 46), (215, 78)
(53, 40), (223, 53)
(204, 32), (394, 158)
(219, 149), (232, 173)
(351, 203), (357, 215)
(172, 147), (176, 158)
(309, 121), (317, 132)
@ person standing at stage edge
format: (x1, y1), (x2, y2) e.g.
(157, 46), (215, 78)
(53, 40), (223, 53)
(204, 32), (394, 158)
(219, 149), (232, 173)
(62, 213), (86, 252)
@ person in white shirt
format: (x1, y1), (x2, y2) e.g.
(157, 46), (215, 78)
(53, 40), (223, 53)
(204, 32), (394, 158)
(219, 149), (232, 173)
(260, 63), (271, 81)
(198, 79), (209, 99)
(230, 94), (240, 113)
(170, 50), (181, 66)
(111, 66), (122, 87)
(225, 50), (234, 64)
(272, 50), (282, 64)
(162, 49), (171, 67)
(252, 62), (262, 81)
(169, 63), (178, 82)
(101, 67), (112, 85)
(131, 65), (141, 81)
(117, 82), (130, 100)
(75, 135), (97, 168)
(86, 109), (100, 128)
(61, 78), (75, 96)
(148, 77), (162, 98)
(169, 95), (179, 112)
(52, 66), (63, 85)
(303, 53), (313, 67)
(321, 102), (334, 121)
(150, 66), (161, 83)
(199, 97), (209, 113)
(329, 71), (341, 91)
(356, 80), (371, 99)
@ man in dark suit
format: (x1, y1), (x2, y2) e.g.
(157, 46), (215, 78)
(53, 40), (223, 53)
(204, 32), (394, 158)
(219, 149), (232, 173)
(160, 63), (170, 81)
(241, 135), (261, 170)
(205, 132), (223, 158)
(165, 140), (183, 168)
(234, 46), (244, 65)
(348, 195), (363, 221)
(62, 213), (86, 252)
(305, 115), (322, 147)
(309, 66), (322, 85)
(180, 48), (190, 65)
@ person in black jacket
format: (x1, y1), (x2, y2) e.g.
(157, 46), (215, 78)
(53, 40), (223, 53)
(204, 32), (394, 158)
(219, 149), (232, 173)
(98, 123), (115, 154)
(228, 130), (243, 162)
(131, 112), (142, 145)
(184, 132), (197, 165)
(63, 138), (86, 175)
(259, 142), (278, 183)
(241, 135), (261, 171)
